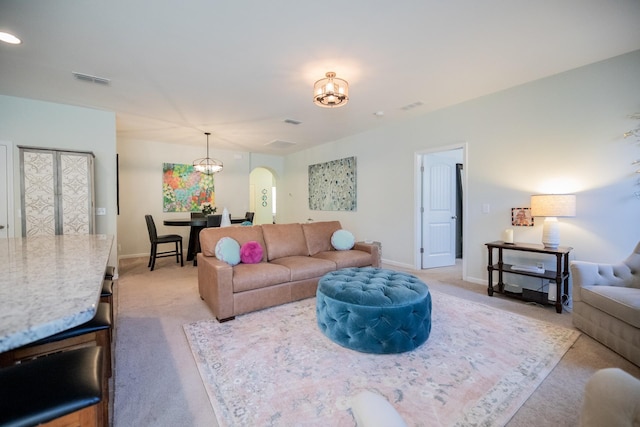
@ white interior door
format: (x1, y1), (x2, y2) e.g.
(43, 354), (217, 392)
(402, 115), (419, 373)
(421, 152), (457, 268)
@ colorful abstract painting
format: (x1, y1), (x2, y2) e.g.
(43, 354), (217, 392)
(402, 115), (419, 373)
(162, 163), (215, 212)
(308, 156), (357, 211)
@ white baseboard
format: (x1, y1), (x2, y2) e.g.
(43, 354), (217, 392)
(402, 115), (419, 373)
(380, 258), (414, 270)
(118, 252), (148, 260)
(465, 276), (486, 286)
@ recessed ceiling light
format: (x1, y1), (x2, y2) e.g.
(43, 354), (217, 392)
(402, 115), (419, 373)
(0, 32), (21, 44)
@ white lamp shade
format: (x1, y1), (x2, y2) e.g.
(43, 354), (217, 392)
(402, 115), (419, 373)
(530, 194), (576, 217)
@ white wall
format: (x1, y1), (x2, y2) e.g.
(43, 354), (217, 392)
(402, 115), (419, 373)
(0, 95), (118, 266)
(280, 50), (640, 284)
(116, 139), (284, 257)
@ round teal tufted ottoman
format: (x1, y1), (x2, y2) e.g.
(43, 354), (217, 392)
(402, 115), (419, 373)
(316, 267), (432, 354)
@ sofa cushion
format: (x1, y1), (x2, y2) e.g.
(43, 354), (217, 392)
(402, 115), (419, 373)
(200, 226), (267, 262)
(301, 221), (342, 256)
(232, 262), (291, 293)
(240, 241), (263, 264)
(215, 237), (241, 266)
(313, 250), (375, 269)
(270, 256), (336, 281)
(262, 223), (309, 261)
(332, 229), (355, 250)
(581, 285), (640, 328)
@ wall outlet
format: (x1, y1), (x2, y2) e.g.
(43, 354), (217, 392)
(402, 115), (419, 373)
(96, 207), (106, 215)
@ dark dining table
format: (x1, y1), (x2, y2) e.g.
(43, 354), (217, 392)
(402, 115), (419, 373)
(163, 216), (247, 266)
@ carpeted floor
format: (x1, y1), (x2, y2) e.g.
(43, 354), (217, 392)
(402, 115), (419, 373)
(113, 257), (640, 426)
(184, 292), (580, 426)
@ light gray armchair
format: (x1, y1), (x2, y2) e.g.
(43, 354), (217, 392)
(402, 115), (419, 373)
(570, 242), (640, 366)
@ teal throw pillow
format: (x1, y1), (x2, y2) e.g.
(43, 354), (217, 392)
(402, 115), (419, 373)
(215, 237), (241, 266)
(331, 229), (355, 251)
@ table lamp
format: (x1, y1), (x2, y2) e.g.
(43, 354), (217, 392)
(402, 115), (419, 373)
(530, 194), (576, 249)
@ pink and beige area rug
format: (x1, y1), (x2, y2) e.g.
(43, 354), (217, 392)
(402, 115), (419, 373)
(183, 291), (580, 427)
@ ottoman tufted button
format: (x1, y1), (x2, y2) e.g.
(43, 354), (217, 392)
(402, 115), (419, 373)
(316, 267), (432, 354)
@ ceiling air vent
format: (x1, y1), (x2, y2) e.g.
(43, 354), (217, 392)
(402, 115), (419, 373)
(72, 72), (111, 85)
(400, 101), (424, 111)
(265, 140), (297, 149)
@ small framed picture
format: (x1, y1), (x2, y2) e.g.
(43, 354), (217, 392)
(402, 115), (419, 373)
(511, 207), (534, 226)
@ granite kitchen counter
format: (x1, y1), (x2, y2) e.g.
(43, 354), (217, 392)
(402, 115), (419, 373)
(0, 234), (113, 353)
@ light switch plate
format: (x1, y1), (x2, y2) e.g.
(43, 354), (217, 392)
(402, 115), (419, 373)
(96, 207), (106, 215)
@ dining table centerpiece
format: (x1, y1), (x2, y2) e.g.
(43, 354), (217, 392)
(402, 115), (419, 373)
(201, 202), (216, 215)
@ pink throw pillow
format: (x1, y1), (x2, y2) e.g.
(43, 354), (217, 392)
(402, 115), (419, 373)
(240, 241), (263, 264)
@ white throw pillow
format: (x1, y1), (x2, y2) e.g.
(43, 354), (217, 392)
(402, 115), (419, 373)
(215, 237), (241, 266)
(350, 390), (407, 427)
(331, 229), (355, 250)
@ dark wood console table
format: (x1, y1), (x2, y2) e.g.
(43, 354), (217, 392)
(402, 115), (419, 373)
(485, 241), (572, 313)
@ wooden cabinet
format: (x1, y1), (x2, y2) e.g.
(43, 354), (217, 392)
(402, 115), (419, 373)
(19, 147), (95, 236)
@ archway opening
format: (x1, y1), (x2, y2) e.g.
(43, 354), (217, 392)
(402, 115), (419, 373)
(249, 167), (277, 225)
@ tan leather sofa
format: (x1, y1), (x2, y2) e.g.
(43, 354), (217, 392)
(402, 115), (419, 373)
(570, 241), (640, 366)
(197, 221), (380, 321)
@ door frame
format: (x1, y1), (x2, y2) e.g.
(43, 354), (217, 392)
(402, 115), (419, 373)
(414, 142), (468, 279)
(0, 141), (15, 238)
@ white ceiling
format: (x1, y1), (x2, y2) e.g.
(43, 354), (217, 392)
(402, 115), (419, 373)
(1, 1), (639, 154)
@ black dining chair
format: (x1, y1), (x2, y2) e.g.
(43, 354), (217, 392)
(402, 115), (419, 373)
(206, 214), (222, 227)
(145, 215), (184, 271)
(244, 212), (255, 223)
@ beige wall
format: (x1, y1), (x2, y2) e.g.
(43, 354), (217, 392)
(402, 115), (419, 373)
(116, 140), (284, 258)
(0, 95), (118, 267)
(279, 50), (640, 284)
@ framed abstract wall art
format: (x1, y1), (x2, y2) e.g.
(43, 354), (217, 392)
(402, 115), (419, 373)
(308, 156), (357, 211)
(162, 163), (215, 212)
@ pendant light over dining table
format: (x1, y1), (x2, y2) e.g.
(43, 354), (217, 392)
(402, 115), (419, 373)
(193, 132), (223, 174)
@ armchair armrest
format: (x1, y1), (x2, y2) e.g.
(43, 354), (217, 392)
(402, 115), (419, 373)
(354, 242), (380, 268)
(571, 260), (636, 302)
(197, 253), (235, 321)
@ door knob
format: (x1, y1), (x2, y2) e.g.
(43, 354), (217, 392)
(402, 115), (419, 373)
(0, 225), (4, 229)
(451, 216), (457, 220)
